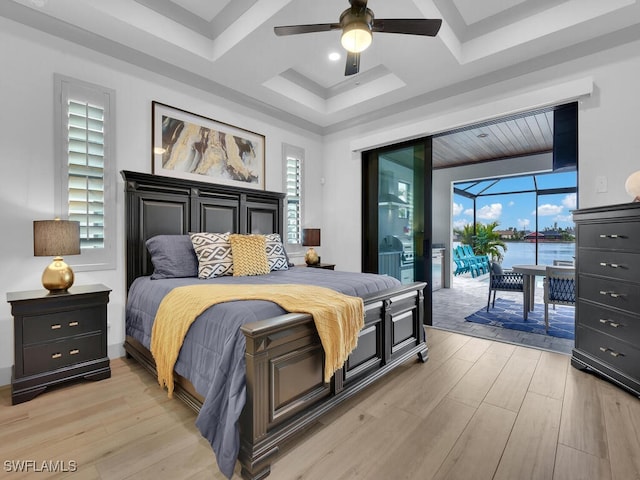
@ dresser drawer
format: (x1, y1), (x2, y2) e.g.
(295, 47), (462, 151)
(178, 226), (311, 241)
(22, 333), (105, 376)
(577, 300), (640, 346)
(578, 221), (640, 252)
(579, 275), (640, 314)
(22, 307), (104, 345)
(577, 250), (640, 283)
(576, 326), (640, 380)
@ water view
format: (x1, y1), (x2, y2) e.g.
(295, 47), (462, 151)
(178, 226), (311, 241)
(454, 241), (575, 270)
(500, 241), (575, 269)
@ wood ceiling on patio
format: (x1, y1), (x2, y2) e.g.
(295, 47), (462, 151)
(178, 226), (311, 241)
(432, 109), (554, 169)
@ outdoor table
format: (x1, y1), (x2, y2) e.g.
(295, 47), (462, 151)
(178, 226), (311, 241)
(511, 264), (548, 313)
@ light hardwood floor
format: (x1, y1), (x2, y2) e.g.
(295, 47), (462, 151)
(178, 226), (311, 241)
(1, 328), (639, 480)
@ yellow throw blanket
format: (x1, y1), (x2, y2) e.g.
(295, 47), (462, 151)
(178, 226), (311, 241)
(150, 284), (365, 396)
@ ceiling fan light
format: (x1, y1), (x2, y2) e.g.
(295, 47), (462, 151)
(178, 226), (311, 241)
(341, 23), (372, 53)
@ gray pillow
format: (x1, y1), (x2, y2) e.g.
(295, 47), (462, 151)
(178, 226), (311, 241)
(146, 235), (198, 279)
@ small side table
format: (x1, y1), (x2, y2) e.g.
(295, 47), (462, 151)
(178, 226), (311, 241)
(306, 263), (336, 270)
(7, 284), (111, 405)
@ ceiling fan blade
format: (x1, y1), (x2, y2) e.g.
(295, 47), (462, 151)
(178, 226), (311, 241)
(372, 18), (442, 36)
(345, 51), (360, 76)
(274, 23), (341, 36)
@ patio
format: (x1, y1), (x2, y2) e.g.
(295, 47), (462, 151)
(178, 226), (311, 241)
(432, 272), (574, 355)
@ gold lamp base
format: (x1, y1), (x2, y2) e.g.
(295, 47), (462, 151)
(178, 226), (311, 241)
(42, 256), (75, 293)
(304, 247), (320, 265)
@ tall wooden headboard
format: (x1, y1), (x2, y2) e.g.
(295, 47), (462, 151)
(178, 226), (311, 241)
(121, 170), (285, 289)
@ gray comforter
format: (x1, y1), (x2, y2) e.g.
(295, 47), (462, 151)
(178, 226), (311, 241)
(125, 267), (400, 478)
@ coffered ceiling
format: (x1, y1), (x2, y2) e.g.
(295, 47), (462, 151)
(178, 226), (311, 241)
(3, 0), (640, 159)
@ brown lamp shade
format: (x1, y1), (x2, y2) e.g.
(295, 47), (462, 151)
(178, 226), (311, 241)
(302, 228), (321, 247)
(33, 220), (81, 257)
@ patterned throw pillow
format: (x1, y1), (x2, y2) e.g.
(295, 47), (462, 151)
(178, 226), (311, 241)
(264, 233), (289, 271)
(190, 232), (233, 279)
(229, 234), (270, 277)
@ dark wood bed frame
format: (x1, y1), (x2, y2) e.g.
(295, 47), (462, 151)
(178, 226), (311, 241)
(121, 170), (428, 479)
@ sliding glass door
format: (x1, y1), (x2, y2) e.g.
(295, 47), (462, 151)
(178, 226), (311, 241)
(362, 138), (432, 324)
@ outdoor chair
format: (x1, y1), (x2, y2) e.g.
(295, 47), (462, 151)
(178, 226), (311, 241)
(543, 265), (576, 332)
(454, 245), (484, 277)
(452, 248), (469, 276)
(462, 244), (490, 274)
(553, 259), (574, 267)
(487, 261), (527, 320)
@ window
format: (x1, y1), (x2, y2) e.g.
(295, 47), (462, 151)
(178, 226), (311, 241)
(54, 75), (116, 271)
(283, 144), (304, 245)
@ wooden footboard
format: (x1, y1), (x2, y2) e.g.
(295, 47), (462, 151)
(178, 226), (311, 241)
(123, 281), (426, 479)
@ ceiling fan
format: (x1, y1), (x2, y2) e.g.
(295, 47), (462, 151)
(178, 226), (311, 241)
(274, 0), (442, 76)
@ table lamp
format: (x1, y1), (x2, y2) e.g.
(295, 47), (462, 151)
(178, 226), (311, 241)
(33, 219), (80, 293)
(302, 228), (321, 265)
(625, 170), (640, 202)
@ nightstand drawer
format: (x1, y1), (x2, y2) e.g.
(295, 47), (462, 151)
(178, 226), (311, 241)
(22, 308), (104, 344)
(578, 221), (640, 252)
(576, 326), (640, 380)
(577, 300), (640, 345)
(22, 332), (105, 376)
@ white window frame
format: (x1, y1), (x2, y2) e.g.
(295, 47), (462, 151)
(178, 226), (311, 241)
(283, 143), (305, 247)
(54, 74), (116, 271)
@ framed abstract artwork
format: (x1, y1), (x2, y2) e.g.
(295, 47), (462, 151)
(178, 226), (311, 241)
(152, 102), (265, 190)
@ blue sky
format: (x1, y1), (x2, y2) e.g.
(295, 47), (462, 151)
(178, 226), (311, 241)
(452, 172), (577, 232)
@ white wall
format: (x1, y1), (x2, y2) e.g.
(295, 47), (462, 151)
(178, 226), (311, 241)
(0, 18), (323, 386)
(322, 38), (640, 274)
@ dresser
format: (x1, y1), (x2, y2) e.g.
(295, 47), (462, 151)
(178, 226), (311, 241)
(7, 284), (111, 404)
(572, 203), (640, 397)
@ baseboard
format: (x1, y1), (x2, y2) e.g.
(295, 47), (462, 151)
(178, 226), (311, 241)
(0, 365), (10, 388)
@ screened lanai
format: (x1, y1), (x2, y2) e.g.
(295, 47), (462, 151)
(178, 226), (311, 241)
(453, 170), (577, 268)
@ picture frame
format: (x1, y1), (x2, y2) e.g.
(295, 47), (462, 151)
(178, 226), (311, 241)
(152, 101), (265, 190)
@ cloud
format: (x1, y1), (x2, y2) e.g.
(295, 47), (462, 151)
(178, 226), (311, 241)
(508, 201), (515, 207)
(476, 203), (502, 220)
(463, 208), (474, 217)
(517, 218), (530, 229)
(536, 204), (564, 216)
(453, 219), (469, 229)
(452, 202), (463, 216)
(562, 193), (577, 210)
(555, 214), (573, 222)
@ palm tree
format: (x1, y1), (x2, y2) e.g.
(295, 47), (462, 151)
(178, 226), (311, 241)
(454, 221), (507, 262)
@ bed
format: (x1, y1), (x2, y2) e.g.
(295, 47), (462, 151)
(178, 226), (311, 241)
(121, 170), (428, 479)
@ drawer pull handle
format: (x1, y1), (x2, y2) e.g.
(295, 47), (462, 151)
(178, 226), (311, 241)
(51, 324), (62, 330)
(69, 349), (80, 355)
(69, 321), (79, 327)
(599, 291), (625, 298)
(599, 234), (624, 239)
(599, 319), (621, 328)
(52, 353), (62, 359)
(599, 262), (623, 269)
(599, 346), (624, 358)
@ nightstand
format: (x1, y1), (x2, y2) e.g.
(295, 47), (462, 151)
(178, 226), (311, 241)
(306, 263), (336, 270)
(7, 284), (111, 405)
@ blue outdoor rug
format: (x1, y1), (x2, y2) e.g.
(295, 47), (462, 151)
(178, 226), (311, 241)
(465, 297), (575, 340)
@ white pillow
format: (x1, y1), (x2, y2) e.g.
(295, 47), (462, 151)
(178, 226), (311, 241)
(189, 232), (233, 278)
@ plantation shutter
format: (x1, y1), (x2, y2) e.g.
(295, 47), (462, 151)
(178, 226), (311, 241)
(67, 100), (105, 249)
(286, 155), (302, 244)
